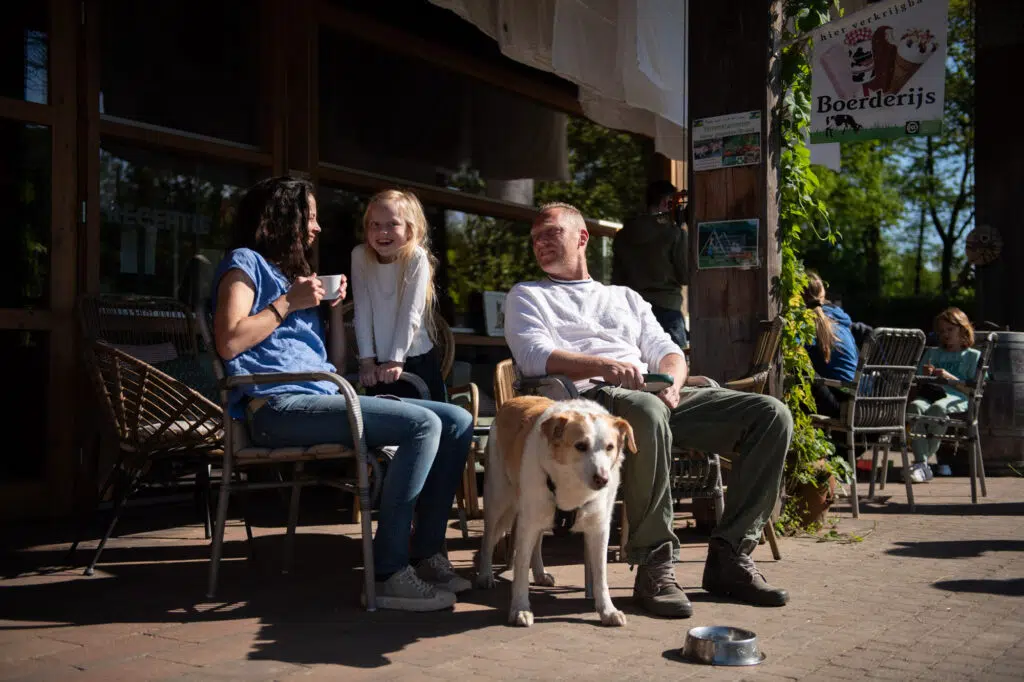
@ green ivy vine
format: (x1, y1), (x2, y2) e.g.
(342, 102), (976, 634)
(775, 0), (852, 532)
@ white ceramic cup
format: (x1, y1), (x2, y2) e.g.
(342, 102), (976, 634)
(318, 274), (344, 301)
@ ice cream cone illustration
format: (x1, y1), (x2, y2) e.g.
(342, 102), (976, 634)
(865, 26), (897, 93)
(887, 28), (938, 93)
(845, 27), (875, 87)
(820, 44), (858, 99)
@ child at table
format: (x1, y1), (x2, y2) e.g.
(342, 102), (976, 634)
(351, 189), (447, 402)
(906, 307), (981, 483)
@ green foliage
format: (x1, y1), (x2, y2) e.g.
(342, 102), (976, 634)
(446, 215), (542, 310)
(803, 141), (904, 301)
(776, 0), (847, 534)
(535, 118), (648, 222)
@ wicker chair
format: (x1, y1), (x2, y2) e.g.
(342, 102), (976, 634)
(196, 303), (381, 608)
(811, 327), (927, 517)
(70, 294), (224, 576)
(904, 332), (996, 504)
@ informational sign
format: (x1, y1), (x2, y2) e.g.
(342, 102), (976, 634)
(483, 291), (507, 337)
(691, 111), (763, 172)
(810, 0), (948, 143)
(697, 219), (760, 270)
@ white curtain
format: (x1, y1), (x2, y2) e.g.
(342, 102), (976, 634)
(430, 0), (689, 160)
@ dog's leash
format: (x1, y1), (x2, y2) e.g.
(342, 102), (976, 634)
(546, 475), (580, 537)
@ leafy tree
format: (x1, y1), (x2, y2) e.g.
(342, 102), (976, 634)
(896, 0), (974, 294)
(805, 141), (904, 301)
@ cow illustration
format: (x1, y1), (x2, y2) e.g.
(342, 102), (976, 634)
(824, 114), (864, 138)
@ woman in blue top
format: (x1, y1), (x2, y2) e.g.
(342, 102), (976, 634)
(906, 307), (981, 483)
(804, 272), (861, 418)
(212, 176), (472, 612)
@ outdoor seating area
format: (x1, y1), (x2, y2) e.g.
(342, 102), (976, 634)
(3, 0), (1023, 679)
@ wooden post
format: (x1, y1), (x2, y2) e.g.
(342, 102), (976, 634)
(976, 1), (1024, 331)
(687, 0), (782, 385)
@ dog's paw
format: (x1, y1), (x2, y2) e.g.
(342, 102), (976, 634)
(599, 609), (627, 627)
(509, 610), (535, 627)
(533, 572), (556, 587)
(475, 573), (496, 590)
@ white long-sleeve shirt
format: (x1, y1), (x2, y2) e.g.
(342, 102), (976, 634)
(351, 244), (434, 363)
(504, 277), (683, 390)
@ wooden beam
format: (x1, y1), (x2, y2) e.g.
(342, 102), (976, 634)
(318, 162), (621, 238)
(0, 96), (54, 126)
(687, 0), (782, 385)
(80, 0), (100, 294)
(263, 0), (287, 176)
(99, 117), (273, 168)
(48, 0), (80, 515)
(976, 1), (1024, 330)
(315, 0), (582, 117)
(0, 309), (56, 329)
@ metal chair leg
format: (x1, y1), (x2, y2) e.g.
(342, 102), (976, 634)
(85, 467), (144, 576)
(283, 463), (304, 574)
(67, 458), (123, 566)
(847, 431), (859, 518)
(199, 463), (213, 540)
(868, 444), (880, 500)
(206, 455), (234, 599)
(973, 424), (988, 498)
(899, 431), (915, 513)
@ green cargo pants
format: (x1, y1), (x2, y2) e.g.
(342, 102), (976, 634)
(582, 386), (792, 564)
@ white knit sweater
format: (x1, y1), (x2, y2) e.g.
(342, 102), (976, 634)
(504, 277), (683, 389)
(351, 244), (433, 363)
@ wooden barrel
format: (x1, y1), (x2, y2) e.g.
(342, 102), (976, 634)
(980, 331), (1024, 475)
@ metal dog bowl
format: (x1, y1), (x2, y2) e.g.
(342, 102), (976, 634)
(681, 626), (765, 666)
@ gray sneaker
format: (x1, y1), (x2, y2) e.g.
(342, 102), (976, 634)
(632, 541), (693, 618)
(416, 553), (472, 594)
(368, 565), (456, 612)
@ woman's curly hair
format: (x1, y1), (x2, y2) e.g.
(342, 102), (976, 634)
(232, 176), (315, 281)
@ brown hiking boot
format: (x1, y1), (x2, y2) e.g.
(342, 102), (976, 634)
(702, 538), (788, 607)
(632, 541), (692, 618)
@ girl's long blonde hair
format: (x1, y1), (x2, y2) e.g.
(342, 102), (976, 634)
(804, 270), (838, 363)
(935, 307), (975, 349)
(361, 189), (438, 327)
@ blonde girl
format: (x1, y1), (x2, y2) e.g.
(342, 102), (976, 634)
(803, 271), (861, 417)
(906, 307), (981, 483)
(351, 189), (446, 402)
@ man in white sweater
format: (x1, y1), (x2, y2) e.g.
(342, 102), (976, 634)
(504, 203), (791, 618)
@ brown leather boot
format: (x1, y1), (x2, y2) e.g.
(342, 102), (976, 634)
(632, 541), (693, 618)
(702, 538), (788, 606)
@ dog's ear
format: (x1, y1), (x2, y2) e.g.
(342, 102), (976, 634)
(613, 418), (637, 454)
(540, 414), (570, 443)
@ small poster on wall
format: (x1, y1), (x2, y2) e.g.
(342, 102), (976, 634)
(692, 110), (763, 171)
(483, 291), (507, 337)
(697, 219), (760, 269)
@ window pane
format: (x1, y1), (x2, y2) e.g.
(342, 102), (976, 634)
(0, 4), (48, 104)
(0, 330), (48, 482)
(100, 0), (261, 144)
(99, 142), (266, 298)
(0, 118), (51, 308)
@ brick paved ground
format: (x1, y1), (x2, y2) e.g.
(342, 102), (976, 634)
(2, 475), (1022, 681)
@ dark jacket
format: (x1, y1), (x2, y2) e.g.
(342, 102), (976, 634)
(611, 212), (689, 311)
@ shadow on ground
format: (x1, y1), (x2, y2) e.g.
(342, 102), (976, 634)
(886, 539), (1024, 559)
(932, 578), (1024, 597)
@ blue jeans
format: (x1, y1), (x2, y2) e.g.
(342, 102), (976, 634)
(650, 304), (689, 349)
(248, 393), (474, 576)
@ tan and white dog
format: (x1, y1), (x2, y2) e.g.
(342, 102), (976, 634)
(476, 396), (636, 627)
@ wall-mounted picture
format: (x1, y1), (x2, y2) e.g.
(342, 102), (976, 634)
(697, 219), (760, 269)
(483, 291), (507, 337)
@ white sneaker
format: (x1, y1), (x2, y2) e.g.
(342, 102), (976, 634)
(416, 553), (473, 594)
(369, 565), (456, 611)
(904, 462), (929, 484)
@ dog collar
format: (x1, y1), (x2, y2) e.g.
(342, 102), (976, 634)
(546, 475), (581, 536)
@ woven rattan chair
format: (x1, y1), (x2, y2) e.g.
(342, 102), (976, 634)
(197, 303), (381, 608)
(811, 327), (927, 517)
(904, 332), (996, 504)
(70, 294), (224, 576)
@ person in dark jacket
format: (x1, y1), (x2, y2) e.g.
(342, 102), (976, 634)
(612, 180), (690, 348)
(804, 271), (863, 418)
